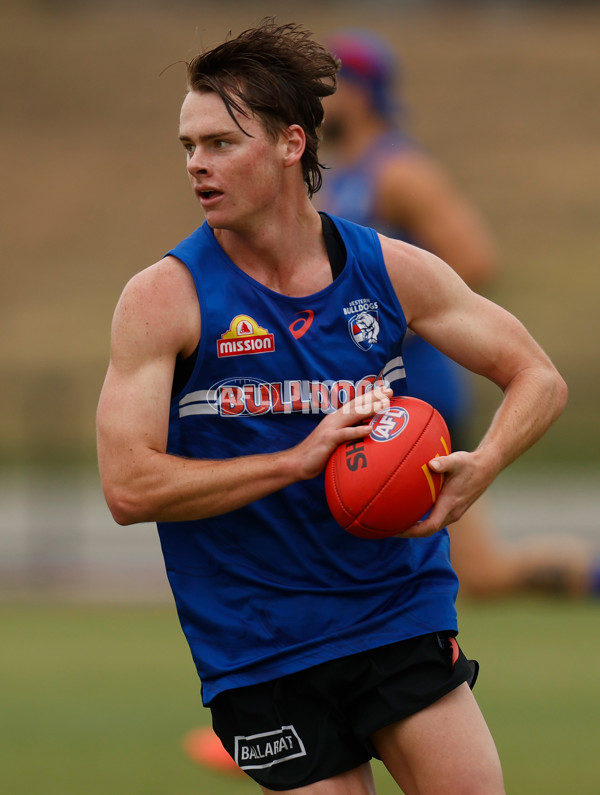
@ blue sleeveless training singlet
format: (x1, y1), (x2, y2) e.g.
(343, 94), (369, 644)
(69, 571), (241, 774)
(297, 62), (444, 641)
(319, 131), (473, 435)
(158, 215), (459, 704)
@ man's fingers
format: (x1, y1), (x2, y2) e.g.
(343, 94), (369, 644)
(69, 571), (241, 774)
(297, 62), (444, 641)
(335, 387), (393, 427)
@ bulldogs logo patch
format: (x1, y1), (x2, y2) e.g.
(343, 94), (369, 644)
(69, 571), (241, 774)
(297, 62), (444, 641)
(349, 310), (380, 351)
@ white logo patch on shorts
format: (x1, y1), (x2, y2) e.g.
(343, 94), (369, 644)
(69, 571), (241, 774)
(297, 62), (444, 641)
(234, 725), (307, 770)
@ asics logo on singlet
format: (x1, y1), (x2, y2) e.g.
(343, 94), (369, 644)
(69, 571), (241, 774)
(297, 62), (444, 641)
(177, 358), (404, 418)
(234, 725), (306, 770)
(288, 309), (314, 340)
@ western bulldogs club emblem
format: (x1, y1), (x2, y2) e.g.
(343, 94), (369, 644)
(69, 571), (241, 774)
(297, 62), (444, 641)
(369, 405), (410, 442)
(349, 310), (380, 350)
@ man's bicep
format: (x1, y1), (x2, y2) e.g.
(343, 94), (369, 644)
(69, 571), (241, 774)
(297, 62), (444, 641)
(416, 289), (545, 390)
(97, 263), (193, 454)
(96, 358), (175, 503)
(382, 239), (536, 388)
(99, 354), (173, 445)
(97, 281), (180, 480)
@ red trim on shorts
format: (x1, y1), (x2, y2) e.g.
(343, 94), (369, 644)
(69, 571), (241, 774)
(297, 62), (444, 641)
(448, 636), (460, 667)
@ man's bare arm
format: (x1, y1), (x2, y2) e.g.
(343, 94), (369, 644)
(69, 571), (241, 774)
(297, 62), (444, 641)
(97, 259), (392, 525)
(381, 236), (568, 535)
(378, 152), (498, 289)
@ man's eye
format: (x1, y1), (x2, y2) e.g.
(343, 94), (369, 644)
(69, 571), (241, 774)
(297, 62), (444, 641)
(214, 140), (229, 149)
(183, 144), (195, 155)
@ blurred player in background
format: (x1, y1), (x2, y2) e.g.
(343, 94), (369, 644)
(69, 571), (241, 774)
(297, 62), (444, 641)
(317, 28), (597, 601)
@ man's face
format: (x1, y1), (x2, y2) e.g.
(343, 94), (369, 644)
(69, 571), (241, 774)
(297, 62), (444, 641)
(179, 90), (286, 231)
(321, 78), (374, 147)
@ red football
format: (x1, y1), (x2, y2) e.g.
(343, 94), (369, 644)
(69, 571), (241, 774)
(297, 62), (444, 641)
(325, 396), (451, 539)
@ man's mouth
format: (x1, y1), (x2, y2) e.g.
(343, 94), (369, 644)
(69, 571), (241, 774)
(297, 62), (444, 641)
(196, 188), (223, 205)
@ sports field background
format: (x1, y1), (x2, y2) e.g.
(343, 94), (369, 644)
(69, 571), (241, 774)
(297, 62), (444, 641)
(1, 0), (599, 468)
(1, 599), (598, 794)
(2, 1), (599, 793)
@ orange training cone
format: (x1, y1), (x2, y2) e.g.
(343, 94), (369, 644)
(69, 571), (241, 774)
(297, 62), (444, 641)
(182, 726), (245, 776)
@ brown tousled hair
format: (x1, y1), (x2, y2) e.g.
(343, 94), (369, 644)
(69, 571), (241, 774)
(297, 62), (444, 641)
(186, 19), (340, 197)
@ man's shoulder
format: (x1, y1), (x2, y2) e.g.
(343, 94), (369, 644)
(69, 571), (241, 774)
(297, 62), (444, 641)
(112, 256), (199, 360)
(166, 222), (214, 269)
(118, 256), (197, 322)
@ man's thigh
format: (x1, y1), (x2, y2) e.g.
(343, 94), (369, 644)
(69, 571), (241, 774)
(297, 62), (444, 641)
(259, 761), (376, 795)
(371, 683), (505, 795)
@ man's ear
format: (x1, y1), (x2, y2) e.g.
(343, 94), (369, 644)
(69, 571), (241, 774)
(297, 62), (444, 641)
(282, 124), (306, 167)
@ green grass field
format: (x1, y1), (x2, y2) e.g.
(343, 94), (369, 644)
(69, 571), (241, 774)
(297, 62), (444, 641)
(1, 599), (597, 794)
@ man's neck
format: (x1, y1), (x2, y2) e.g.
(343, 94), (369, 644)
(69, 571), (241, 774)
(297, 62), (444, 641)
(213, 205), (332, 297)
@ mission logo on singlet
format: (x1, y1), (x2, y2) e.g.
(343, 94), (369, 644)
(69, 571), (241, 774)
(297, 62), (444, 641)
(217, 314), (275, 357)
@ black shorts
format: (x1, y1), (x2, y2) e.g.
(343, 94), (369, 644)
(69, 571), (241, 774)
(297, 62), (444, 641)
(210, 632), (478, 791)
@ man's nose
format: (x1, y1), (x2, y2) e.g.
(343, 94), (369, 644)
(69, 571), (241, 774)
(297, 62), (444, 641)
(187, 148), (209, 176)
